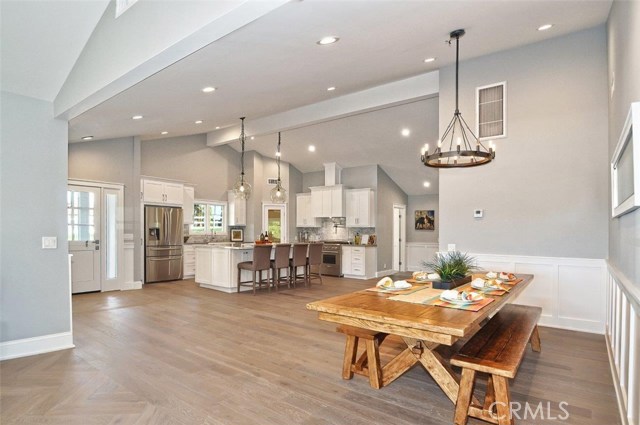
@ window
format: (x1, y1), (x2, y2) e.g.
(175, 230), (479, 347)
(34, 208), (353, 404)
(190, 201), (227, 234)
(67, 189), (96, 241)
(476, 81), (507, 140)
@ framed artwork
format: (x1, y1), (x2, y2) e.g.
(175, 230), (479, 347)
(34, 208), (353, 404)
(415, 210), (435, 230)
(611, 101), (640, 218)
(230, 228), (244, 242)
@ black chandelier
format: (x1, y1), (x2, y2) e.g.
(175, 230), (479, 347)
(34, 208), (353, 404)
(421, 29), (495, 168)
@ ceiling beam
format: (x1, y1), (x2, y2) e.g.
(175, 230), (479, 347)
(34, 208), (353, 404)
(206, 70), (439, 146)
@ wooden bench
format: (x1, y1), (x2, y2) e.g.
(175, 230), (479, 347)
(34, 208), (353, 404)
(336, 325), (388, 389)
(450, 304), (542, 425)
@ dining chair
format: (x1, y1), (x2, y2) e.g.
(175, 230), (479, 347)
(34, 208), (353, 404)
(237, 244), (273, 295)
(306, 242), (324, 286)
(289, 243), (309, 288)
(271, 243), (291, 291)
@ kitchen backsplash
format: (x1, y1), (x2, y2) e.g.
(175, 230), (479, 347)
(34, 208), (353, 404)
(296, 218), (374, 243)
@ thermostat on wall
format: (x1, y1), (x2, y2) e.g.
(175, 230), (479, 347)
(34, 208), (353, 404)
(474, 209), (484, 218)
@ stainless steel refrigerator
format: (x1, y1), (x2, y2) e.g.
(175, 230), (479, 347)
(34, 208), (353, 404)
(145, 206), (183, 283)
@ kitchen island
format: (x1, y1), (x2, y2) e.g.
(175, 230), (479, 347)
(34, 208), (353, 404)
(194, 243), (254, 293)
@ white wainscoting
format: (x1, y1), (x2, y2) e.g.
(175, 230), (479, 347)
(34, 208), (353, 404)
(605, 262), (640, 425)
(121, 239), (142, 290)
(406, 243), (439, 271)
(471, 253), (607, 334)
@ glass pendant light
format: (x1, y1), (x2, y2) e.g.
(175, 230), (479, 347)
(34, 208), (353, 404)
(421, 29), (495, 168)
(233, 117), (252, 199)
(270, 132), (287, 203)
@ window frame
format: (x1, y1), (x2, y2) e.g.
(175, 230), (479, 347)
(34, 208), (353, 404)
(475, 81), (507, 141)
(190, 199), (228, 235)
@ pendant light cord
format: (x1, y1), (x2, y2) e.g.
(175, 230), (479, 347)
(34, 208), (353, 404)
(455, 34), (459, 114)
(277, 132), (281, 181)
(240, 117), (246, 178)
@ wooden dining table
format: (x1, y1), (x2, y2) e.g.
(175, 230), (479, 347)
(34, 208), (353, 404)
(306, 274), (534, 406)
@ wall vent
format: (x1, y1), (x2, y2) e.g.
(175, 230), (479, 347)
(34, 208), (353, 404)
(267, 178), (279, 185)
(476, 81), (507, 140)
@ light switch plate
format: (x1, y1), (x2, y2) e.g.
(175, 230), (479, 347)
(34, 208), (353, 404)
(42, 236), (57, 249)
(474, 209), (484, 218)
(447, 244), (456, 252)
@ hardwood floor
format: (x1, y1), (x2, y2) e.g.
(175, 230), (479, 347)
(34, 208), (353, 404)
(1, 277), (620, 424)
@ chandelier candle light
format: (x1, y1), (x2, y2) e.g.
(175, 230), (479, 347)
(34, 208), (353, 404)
(421, 29), (495, 168)
(233, 117), (252, 199)
(270, 132), (287, 203)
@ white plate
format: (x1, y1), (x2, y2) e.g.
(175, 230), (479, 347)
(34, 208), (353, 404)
(471, 280), (503, 291)
(379, 280), (412, 290)
(440, 293), (484, 305)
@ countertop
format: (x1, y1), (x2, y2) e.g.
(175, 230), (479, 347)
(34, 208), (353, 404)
(191, 243), (254, 250)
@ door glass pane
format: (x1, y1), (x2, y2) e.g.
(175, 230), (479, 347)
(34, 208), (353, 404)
(105, 193), (117, 280)
(67, 189), (96, 241)
(267, 209), (282, 243)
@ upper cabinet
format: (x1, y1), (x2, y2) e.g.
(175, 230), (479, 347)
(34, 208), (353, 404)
(142, 179), (184, 206)
(183, 186), (195, 224)
(296, 193), (320, 227)
(227, 190), (247, 226)
(310, 185), (345, 218)
(346, 188), (375, 227)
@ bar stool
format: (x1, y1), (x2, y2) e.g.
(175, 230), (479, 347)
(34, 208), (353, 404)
(271, 243), (291, 291)
(307, 242), (324, 286)
(289, 243), (309, 288)
(237, 244), (273, 295)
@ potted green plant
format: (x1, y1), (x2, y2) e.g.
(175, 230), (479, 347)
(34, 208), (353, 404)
(422, 251), (476, 290)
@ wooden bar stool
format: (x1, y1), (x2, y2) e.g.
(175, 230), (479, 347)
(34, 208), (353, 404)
(289, 243), (309, 288)
(271, 243), (291, 291)
(237, 244), (273, 295)
(307, 242), (323, 286)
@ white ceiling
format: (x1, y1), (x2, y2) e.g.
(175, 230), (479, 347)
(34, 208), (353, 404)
(62, 0), (611, 195)
(1, 0), (110, 101)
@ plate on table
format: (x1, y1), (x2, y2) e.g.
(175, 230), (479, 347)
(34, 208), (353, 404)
(440, 291), (484, 305)
(471, 278), (505, 292)
(376, 278), (412, 291)
(498, 273), (518, 283)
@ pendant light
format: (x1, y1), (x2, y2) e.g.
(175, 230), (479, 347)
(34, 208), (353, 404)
(233, 117), (252, 199)
(270, 132), (287, 203)
(421, 29), (495, 168)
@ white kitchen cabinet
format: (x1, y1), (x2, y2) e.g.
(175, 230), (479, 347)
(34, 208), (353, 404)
(342, 245), (377, 279)
(183, 186), (195, 224)
(310, 185), (345, 217)
(142, 179), (184, 206)
(346, 188), (375, 227)
(296, 193), (320, 227)
(195, 246), (212, 285)
(183, 245), (195, 278)
(227, 190), (247, 226)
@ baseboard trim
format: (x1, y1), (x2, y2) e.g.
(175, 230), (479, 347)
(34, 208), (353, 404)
(0, 332), (74, 361)
(121, 280), (142, 290)
(605, 332), (630, 425)
(375, 269), (394, 278)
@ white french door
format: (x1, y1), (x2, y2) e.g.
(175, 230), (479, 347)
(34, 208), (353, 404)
(68, 185), (101, 293)
(262, 203), (287, 243)
(392, 204), (407, 272)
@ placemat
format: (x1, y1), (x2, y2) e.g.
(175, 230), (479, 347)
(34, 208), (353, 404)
(458, 283), (509, 297)
(366, 285), (430, 295)
(430, 296), (494, 312)
(388, 288), (444, 304)
(406, 278), (433, 286)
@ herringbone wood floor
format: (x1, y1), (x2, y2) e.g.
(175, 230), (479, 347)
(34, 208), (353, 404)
(1, 277), (620, 424)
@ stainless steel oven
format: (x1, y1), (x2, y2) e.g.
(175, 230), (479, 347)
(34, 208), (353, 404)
(320, 243), (342, 277)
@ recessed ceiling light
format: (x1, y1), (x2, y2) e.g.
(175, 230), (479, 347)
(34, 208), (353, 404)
(308, 145), (316, 152)
(317, 36), (339, 45)
(81, 136), (93, 140)
(250, 136), (255, 140)
(537, 24), (553, 31)
(195, 120), (203, 124)
(275, 152), (281, 157)
(401, 128), (411, 137)
(202, 86), (216, 93)
(327, 86), (336, 91)
(132, 115), (143, 120)
(161, 131), (168, 135)
(215, 126), (220, 130)
(424, 57), (436, 63)
(423, 181), (431, 188)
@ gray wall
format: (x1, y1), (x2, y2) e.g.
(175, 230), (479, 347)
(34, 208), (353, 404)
(607, 1), (640, 287)
(1, 91), (70, 342)
(407, 195), (439, 243)
(141, 134), (240, 201)
(68, 137), (136, 233)
(288, 165), (303, 241)
(439, 27), (609, 259)
(377, 166), (409, 270)
(302, 165), (377, 192)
